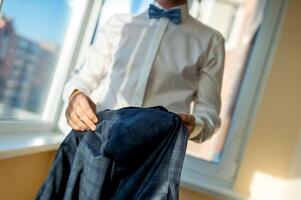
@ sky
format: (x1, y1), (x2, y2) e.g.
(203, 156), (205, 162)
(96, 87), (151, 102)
(97, 0), (152, 27)
(1, 0), (71, 46)
(1, 0), (152, 46)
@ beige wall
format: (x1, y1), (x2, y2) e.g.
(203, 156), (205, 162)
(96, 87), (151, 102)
(234, 0), (301, 195)
(0, 151), (215, 200)
(0, 0), (300, 199)
(0, 151), (56, 200)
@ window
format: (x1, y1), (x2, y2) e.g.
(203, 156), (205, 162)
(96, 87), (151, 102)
(0, 0), (286, 197)
(182, 0), (288, 192)
(95, 0), (152, 27)
(0, 0), (88, 123)
(186, 0), (264, 163)
(55, 0), (287, 194)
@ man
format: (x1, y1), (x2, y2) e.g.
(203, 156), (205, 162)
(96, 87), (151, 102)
(63, 0), (225, 143)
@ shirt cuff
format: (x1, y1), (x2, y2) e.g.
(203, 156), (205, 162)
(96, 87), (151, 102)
(62, 82), (91, 103)
(189, 116), (204, 141)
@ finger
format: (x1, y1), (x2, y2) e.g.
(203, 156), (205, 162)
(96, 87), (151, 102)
(66, 102), (86, 131)
(79, 99), (98, 123)
(72, 100), (95, 127)
(183, 123), (194, 134)
(70, 111), (89, 130)
(78, 114), (96, 131)
(74, 106), (96, 131)
(187, 125), (194, 133)
(65, 106), (74, 125)
(68, 118), (83, 131)
(89, 100), (97, 112)
(75, 108), (96, 130)
(178, 113), (187, 121)
(180, 114), (195, 125)
(185, 114), (195, 125)
(90, 103), (100, 123)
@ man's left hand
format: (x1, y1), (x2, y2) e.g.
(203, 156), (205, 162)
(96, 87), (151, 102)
(178, 113), (195, 136)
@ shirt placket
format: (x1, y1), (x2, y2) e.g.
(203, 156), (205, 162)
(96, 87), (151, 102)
(132, 17), (169, 107)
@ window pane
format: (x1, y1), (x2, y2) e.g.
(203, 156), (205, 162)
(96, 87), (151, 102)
(95, 0), (152, 28)
(0, 0), (73, 121)
(206, 1), (238, 41)
(187, 0), (265, 162)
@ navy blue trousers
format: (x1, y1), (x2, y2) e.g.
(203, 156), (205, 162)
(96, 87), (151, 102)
(36, 106), (188, 200)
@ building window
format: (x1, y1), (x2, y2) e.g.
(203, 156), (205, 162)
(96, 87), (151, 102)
(0, 0), (73, 121)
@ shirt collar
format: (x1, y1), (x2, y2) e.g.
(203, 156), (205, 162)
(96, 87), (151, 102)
(152, 0), (189, 22)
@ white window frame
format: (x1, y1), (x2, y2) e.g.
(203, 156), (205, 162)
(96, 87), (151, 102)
(0, 0), (3, 12)
(0, 0), (101, 135)
(57, 0), (106, 134)
(181, 0), (290, 197)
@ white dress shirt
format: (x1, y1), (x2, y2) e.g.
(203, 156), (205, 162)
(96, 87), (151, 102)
(62, 0), (225, 143)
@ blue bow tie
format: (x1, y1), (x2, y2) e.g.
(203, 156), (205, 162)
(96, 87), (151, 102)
(148, 4), (182, 24)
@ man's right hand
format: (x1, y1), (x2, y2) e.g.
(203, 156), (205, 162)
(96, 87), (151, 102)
(65, 89), (99, 131)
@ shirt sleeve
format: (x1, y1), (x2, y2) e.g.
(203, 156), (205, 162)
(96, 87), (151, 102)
(189, 34), (225, 143)
(62, 17), (113, 102)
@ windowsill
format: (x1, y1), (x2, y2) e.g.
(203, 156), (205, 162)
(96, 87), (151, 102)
(0, 131), (65, 160)
(181, 156), (247, 200)
(181, 178), (247, 200)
